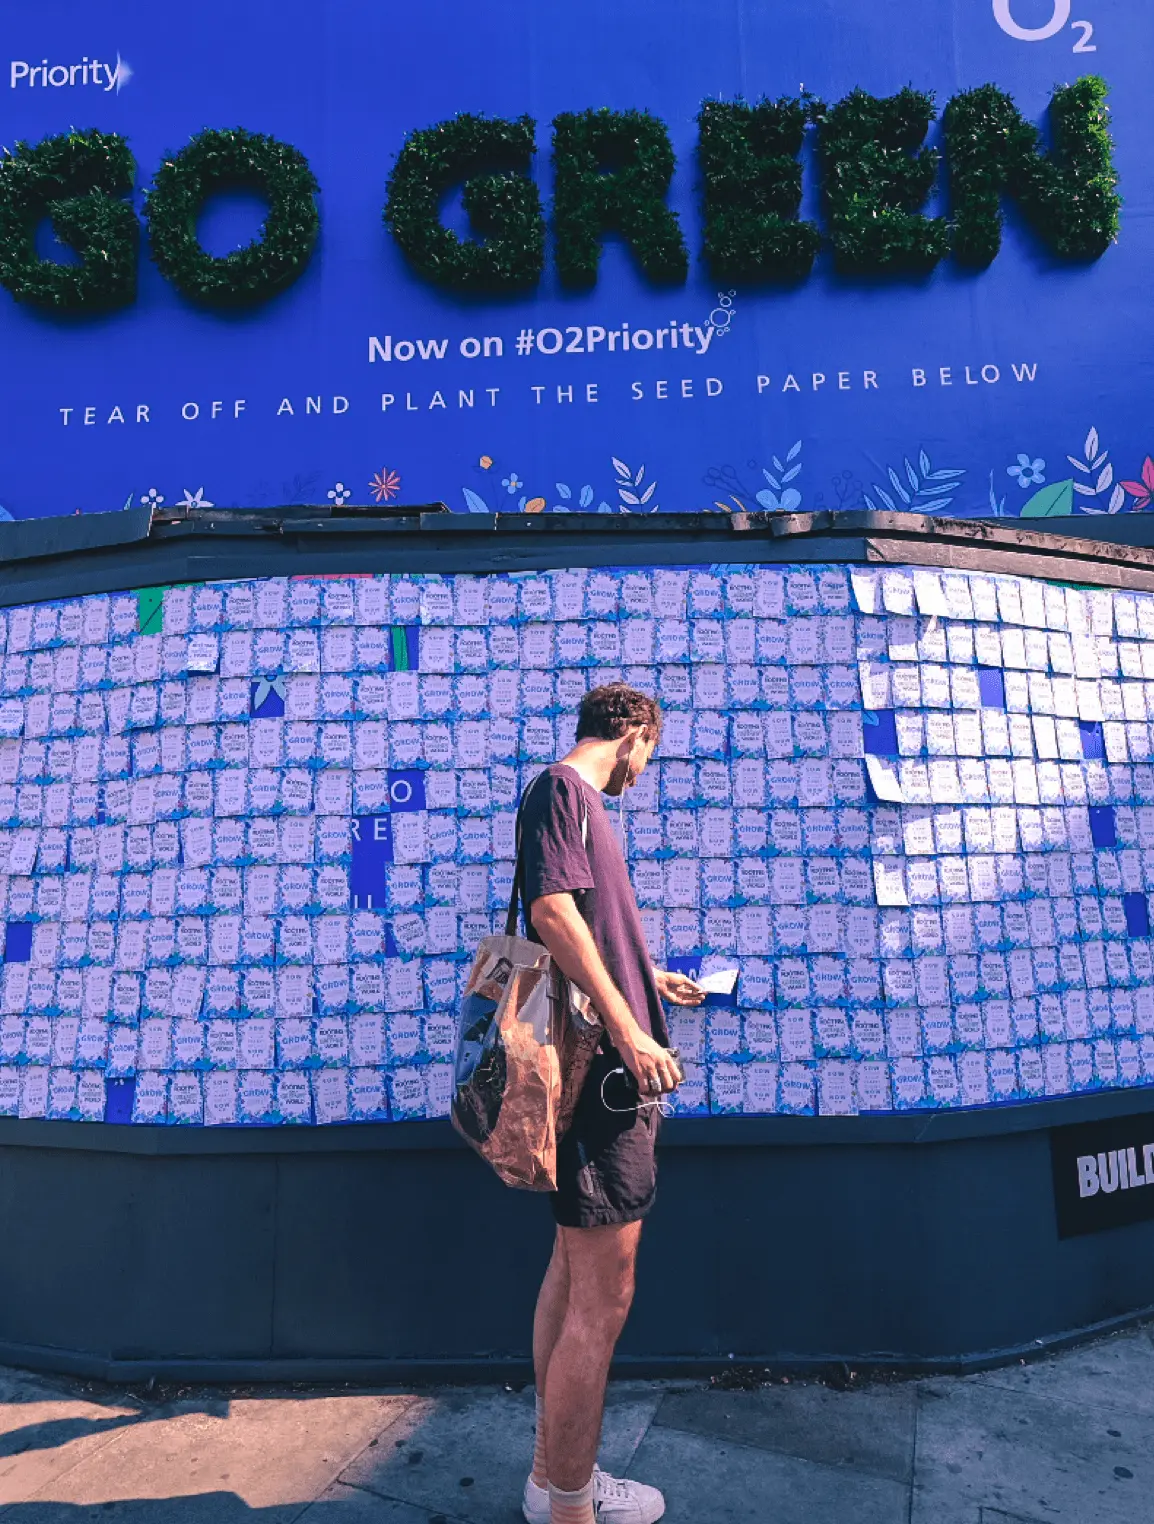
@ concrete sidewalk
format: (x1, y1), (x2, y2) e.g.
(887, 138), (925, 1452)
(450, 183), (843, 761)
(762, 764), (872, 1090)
(0, 1328), (1150, 1523)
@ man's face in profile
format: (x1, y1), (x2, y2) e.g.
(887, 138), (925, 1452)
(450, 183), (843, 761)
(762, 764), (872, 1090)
(604, 726), (656, 796)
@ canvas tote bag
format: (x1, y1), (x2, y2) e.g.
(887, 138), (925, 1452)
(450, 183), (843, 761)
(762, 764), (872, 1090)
(451, 773), (603, 1190)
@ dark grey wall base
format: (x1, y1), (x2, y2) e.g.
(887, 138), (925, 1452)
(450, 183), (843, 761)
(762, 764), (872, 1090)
(2, 1304), (1152, 1387)
(3, 1100), (1153, 1384)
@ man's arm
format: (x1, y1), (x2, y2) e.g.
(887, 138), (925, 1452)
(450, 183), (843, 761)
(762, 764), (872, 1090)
(531, 891), (682, 1095)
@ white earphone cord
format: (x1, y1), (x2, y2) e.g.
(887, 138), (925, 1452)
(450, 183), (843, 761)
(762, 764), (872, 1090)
(600, 1066), (676, 1118)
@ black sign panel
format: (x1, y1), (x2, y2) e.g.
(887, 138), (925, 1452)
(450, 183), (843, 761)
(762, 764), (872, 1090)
(1051, 1110), (1154, 1239)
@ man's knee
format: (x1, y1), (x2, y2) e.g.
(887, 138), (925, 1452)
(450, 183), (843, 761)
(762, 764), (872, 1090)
(564, 1226), (639, 1332)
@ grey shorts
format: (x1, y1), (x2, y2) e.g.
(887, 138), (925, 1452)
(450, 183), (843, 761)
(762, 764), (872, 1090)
(550, 1044), (660, 1229)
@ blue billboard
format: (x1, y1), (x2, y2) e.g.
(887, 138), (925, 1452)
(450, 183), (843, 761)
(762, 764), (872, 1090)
(0, 0), (1151, 522)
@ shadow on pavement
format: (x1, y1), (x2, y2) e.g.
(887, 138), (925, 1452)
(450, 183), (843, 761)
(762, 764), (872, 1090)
(0, 1495), (397, 1520)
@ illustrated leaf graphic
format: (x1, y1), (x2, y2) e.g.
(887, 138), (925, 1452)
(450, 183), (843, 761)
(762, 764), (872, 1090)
(782, 464), (801, 483)
(888, 468), (911, 505)
(597, 500), (613, 514)
(875, 487), (897, 511)
(461, 488), (490, 514)
(1074, 483), (1097, 497)
(1085, 427), (1099, 461)
(579, 485), (594, 508)
(640, 482), (657, 504)
(905, 460), (920, 492)
(635, 466), (645, 486)
(1092, 452), (1108, 469)
(918, 481), (956, 498)
(1096, 465), (1114, 493)
(619, 490), (640, 506)
(863, 493), (877, 511)
(919, 450), (932, 477)
(763, 469), (781, 491)
(611, 457), (631, 479)
(772, 456), (784, 473)
(787, 440), (802, 461)
(556, 483), (572, 500)
(1109, 484), (1127, 514)
(1068, 456), (1091, 473)
(1020, 479), (1074, 518)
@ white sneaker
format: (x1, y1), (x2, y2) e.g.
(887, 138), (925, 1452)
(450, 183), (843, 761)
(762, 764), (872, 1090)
(523, 1474), (551, 1522)
(591, 1465), (666, 1522)
(522, 1467), (665, 1524)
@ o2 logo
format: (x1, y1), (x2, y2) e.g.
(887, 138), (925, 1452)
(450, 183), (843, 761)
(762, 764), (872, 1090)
(993, 0), (1096, 51)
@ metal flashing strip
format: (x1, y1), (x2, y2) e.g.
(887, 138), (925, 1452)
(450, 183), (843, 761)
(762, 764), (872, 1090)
(0, 506), (154, 565)
(1, 507), (1154, 606)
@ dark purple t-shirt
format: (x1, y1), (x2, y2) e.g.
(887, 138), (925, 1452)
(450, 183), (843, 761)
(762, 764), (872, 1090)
(517, 763), (668, 1046)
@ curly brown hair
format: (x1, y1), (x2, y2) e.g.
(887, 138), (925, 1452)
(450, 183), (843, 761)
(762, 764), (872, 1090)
(575, 682), (663, 743)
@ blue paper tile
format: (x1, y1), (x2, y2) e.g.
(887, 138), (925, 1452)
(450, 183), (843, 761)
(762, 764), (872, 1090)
(4, 922), (32, 963)
(1089, 805), (1117, 849)
(863, 710), (899, 757)
(978, 670), (1006, 709)
(1123, 893), (1151, 938)
(103, 1077), (136, 1125)
(350, 815), (394, 910)
(1079, 720), (1106, 760)
(388, 769), (427, 812)
(250, 676), (286, 718)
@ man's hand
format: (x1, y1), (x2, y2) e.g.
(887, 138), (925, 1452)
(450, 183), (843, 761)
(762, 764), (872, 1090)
(615, 1026), (684, 1097)
(654, 969), (706, 1006)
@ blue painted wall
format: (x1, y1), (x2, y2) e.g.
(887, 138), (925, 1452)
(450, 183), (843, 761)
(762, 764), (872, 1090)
(1, 0), (1151, 520)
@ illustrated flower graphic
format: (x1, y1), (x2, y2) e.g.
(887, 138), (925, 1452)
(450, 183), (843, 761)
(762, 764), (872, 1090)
(502, 474), (522, 494)
(369, 468), (401, 503)
(327, 482), (351, 506)
(1121, 457), (1154, 511)
(176, 487), (214, 509)
(1007, 454), (1046, 488)
(479, 455), (493, 469)
(141, 488), (164, 509)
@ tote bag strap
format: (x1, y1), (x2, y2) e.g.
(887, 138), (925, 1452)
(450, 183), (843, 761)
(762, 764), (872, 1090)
(505, 768), (589, 938)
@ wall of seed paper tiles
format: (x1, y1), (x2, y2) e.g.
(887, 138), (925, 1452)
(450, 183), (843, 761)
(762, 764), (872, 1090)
(0, 561), (1152, 1126)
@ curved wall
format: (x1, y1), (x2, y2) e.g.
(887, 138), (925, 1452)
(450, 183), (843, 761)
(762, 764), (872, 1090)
(1, 510), (1153, 1375)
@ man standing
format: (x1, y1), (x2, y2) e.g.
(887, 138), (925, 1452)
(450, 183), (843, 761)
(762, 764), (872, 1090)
(516, 683), (705, 1524)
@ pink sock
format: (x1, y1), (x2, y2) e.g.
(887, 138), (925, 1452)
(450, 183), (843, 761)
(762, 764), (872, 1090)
(549, 1477), (595, 1524)
(531, 1391), (548, 1487)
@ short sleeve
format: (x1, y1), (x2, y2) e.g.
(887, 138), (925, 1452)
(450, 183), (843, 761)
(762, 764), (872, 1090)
(521, 773), (595, 905)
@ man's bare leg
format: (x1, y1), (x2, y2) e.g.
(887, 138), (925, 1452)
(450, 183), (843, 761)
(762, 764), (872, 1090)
(543, 1220), (642, 1493)
(531, 1229), (570, 1487)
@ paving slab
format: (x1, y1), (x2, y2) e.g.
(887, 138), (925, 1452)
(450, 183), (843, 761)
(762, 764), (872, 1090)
(911, 1377), (1150, 1524)
(968, 1327), (1154, 1420)
(303, 1479), (469, 1524)
(626, 1422), (910, 1524)
(653, 1381), (917, 1484)
(1, 1394), (414, 1521)
(338, 1386), (663, 1524)
(0, 1393), (145, 1509)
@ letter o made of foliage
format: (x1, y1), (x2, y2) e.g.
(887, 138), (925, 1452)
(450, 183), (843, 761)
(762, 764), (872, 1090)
(0, 129), (139, 313)
(146, 128), (319, 308)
